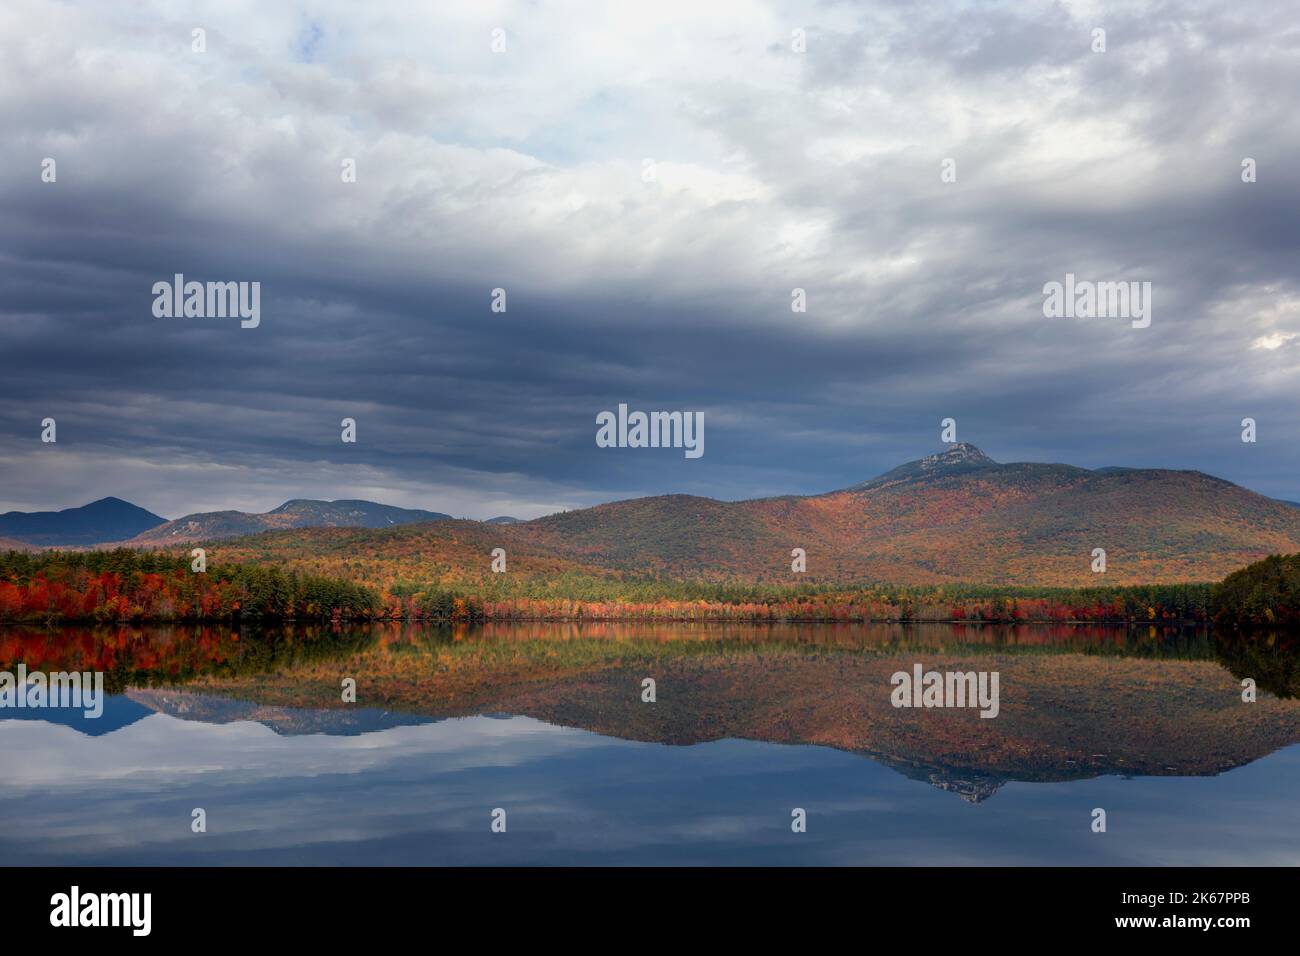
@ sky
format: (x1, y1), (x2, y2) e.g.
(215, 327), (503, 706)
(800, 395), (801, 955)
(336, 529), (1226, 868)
(1, 0), (1298, 520)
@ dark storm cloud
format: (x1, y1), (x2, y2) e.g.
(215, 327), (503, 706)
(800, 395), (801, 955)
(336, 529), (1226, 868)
(1, 0), (1298, 518)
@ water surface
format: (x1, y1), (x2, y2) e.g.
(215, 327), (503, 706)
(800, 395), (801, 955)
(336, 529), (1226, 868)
(2, 621), (1298, 865)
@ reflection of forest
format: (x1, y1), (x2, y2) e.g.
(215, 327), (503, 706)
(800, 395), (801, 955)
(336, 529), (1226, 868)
(1213, 630), (1300, 699)
(0, 623), (378, 694)
(9, 621), (1300, 800)
(1, 619), (1221, 686)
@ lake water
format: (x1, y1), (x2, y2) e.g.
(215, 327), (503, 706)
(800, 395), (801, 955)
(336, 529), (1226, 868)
(2, 621), (1299, 865)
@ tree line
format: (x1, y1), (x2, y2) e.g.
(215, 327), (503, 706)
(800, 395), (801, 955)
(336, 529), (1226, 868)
(8, 548), (1299, 627)
(0, 549), (379, 622)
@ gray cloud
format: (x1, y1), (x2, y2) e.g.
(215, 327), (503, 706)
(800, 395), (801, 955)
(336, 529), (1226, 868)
(1, 0), (1297, 518)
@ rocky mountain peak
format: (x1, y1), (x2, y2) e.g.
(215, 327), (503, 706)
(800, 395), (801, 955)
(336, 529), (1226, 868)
(918, 442), (997, 470)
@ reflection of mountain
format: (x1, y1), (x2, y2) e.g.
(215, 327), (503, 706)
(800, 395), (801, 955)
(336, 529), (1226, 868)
(914, 768), (1004, 804)
(817, 748), (1009, 802)
(0, 689), (435, 738)
(13, 621), (1300, 798)
(0, 694), (152, 736)
(152, 641), (1300, 801)
(125, 689), (437, 736)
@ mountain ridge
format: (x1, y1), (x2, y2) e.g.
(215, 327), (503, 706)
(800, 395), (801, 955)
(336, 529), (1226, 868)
(7, 445), (1299, 585)
(196, 444), (1300, 588)
(127, 498), (453, 545)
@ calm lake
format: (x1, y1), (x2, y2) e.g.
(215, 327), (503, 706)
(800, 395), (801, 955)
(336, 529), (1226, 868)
(2, 621), (1298, 865)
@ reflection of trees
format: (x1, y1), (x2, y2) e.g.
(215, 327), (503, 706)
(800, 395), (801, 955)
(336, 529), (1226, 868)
(0, 623), (381, 690)
(1214, 631), (1300, 699)
(469, 620), (1215, 661)
(1, 620), (1221, 695)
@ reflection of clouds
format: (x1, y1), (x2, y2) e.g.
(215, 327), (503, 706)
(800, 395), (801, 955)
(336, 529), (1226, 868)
(0, 712), (600, 790)
(0, 711), (613, 861)
(2, 711), (1299, 865)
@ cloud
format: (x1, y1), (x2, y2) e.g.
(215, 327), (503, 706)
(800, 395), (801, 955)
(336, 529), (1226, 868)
(1, 0), (1298, 516)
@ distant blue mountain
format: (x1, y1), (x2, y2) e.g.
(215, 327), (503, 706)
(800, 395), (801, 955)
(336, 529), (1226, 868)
(0, 497), (166, 546)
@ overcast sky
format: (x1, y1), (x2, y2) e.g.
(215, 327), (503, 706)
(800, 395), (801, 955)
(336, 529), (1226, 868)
(1, 0), (1298, 520)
